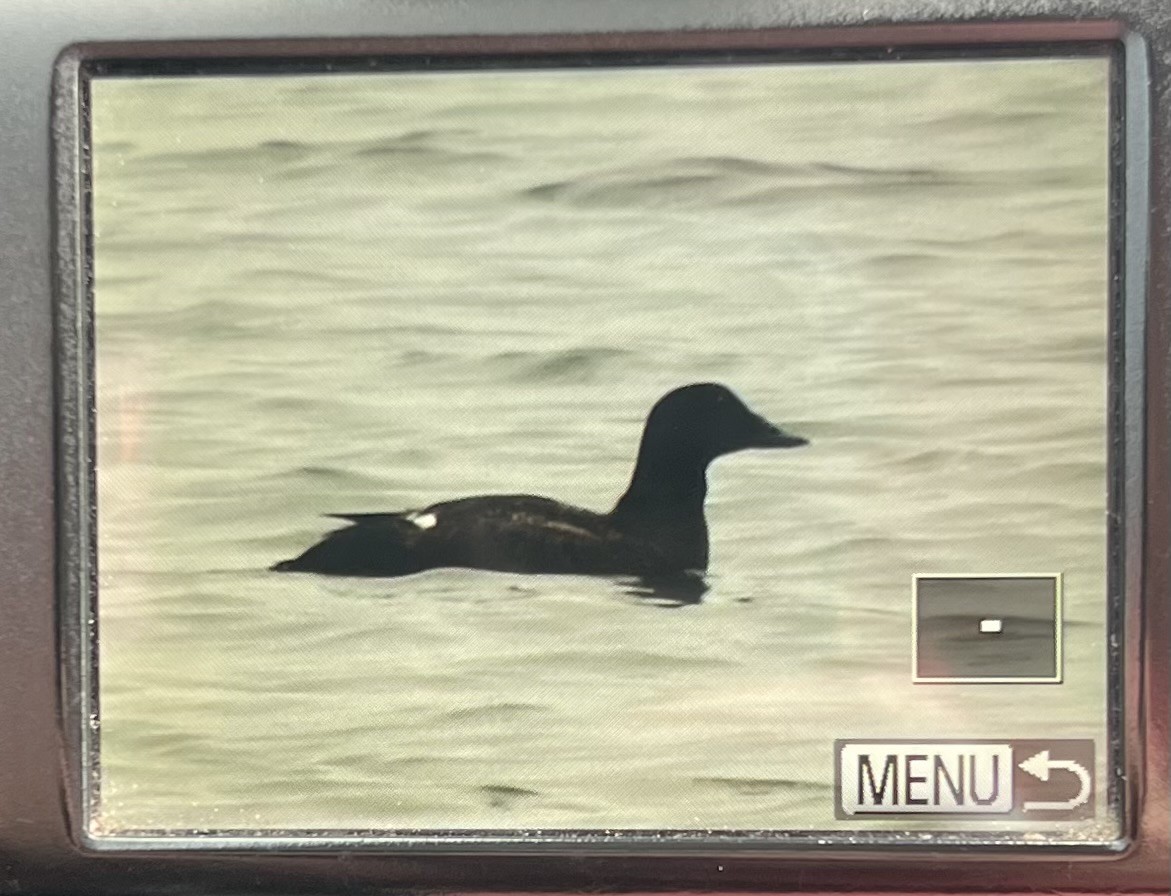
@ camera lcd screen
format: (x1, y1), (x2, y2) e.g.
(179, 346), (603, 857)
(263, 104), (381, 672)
(87, 54), (1118, 844)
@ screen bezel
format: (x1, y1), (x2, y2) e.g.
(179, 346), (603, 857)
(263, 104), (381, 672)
(0, 2), (1163, 892)
(70, 39), (1130, 853)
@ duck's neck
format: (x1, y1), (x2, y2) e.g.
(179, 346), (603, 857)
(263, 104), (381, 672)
(613, 458), (708, 517)
(610, 446), (711, 571)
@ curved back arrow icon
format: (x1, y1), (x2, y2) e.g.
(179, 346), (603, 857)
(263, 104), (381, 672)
(1019, 749), (1092, 811)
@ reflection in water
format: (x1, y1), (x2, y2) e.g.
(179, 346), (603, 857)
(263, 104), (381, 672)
(622, 573), (710, 607)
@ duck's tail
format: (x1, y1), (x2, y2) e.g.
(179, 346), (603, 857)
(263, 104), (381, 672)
(270, 514), (428, 577)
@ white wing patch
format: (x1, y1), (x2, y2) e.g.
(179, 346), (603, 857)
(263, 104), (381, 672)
(407, 512), (438, 530)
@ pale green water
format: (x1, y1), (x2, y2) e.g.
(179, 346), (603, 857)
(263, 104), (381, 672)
(90, 57), (1113, 836)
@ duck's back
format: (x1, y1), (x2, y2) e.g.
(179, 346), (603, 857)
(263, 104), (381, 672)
(272, 494), (677, 578)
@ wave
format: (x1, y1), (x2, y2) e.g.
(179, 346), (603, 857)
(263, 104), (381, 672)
(445, 702), (547, 722)
(478, 785), (540, 809)
(482, 346), (641, 384)
(522, 155), (968, 209)
(693, 776), (831, 797)
(522, 154), (1098, 210)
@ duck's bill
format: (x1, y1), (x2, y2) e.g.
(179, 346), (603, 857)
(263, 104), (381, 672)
(752, 418), (809, 449)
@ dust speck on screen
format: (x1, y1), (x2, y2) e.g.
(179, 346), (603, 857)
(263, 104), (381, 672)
(86, 56), (1118, 844)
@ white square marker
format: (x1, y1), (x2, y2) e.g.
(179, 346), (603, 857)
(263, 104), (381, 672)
(912, 573), (1062, 683)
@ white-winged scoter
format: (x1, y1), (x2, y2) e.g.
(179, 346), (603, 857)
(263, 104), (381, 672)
(271, 383), (807, 578)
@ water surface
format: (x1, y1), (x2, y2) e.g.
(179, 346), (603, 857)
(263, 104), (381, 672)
(91, 58), (1112, 835)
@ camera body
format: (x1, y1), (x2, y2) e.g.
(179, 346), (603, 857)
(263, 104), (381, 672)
(0, 1), (1166, 893)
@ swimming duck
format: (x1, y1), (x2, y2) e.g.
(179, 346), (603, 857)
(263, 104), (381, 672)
(271, 383), (807, 578)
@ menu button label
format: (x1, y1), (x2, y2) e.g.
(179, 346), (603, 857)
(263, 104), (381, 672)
(839, 742), (1014, 815)
(835, 739), (1096, 820)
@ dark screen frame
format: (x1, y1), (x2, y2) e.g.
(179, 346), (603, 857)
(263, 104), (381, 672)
(0, 2), (1166, 893)
(67, 38), (1130, 852)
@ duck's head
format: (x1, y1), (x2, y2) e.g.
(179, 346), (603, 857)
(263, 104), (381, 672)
(643, 383), (808, 465)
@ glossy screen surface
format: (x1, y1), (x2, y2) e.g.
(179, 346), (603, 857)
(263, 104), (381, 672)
(89, 56), (1116, 843)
